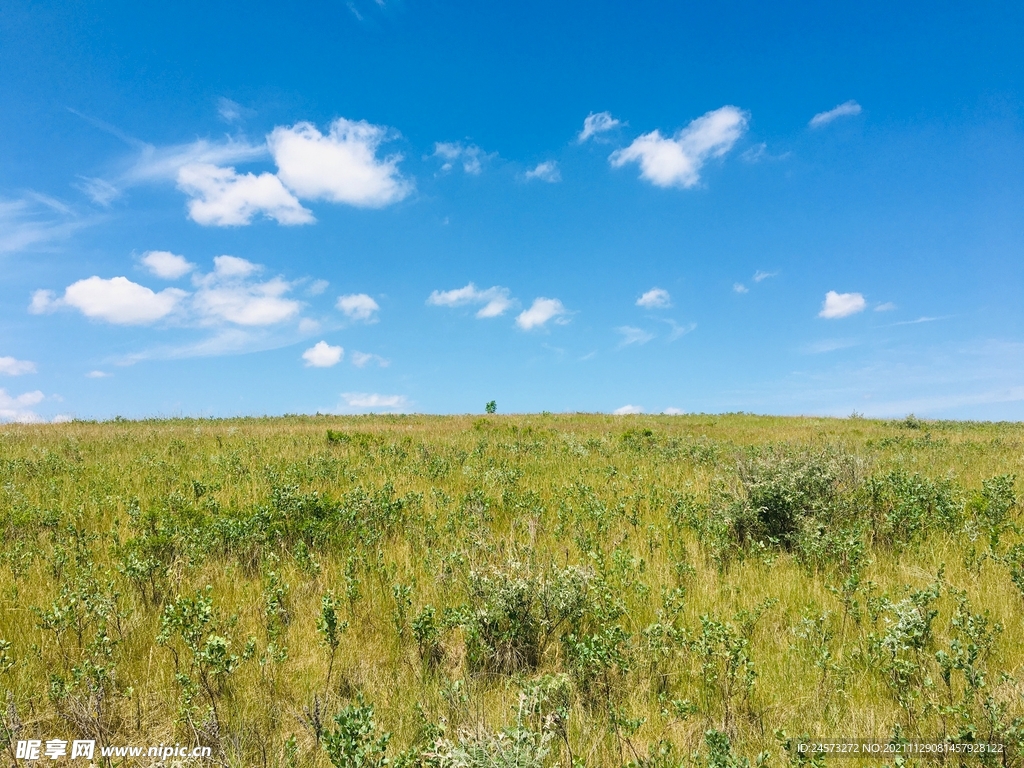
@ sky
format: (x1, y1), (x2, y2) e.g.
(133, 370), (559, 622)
(1, 0), (1023, 422)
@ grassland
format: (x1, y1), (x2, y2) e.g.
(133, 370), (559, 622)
(2, 413), (1024, 767)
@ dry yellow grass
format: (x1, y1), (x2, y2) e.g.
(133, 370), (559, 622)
(1, 413), (1023, 767)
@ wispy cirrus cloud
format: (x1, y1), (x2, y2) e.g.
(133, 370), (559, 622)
(0, 194), (93, 254)
(809, 100), (862, 128)
(610, 106), (748, 188)
(616, 326), (654, 347)
(428, 283), (514, 318)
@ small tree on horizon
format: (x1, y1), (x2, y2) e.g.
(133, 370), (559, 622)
(486, 401), (497, 414)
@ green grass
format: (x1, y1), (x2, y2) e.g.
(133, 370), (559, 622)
(2, 413), (1024, 767)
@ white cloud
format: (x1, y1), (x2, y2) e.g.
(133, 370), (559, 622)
(809, 100), (862, 128)
(0, 389), (46, 423)
(44, 276), (187, 325)
(177, 163), (313, 226)
(142, 250), (195, 279)
(613, 404), (644, 415)
(637, 287), (671, 309)
(875, 302), (896, 312)
(0, 357), (36, 376)
(337, 293), (380, 322)
(524, 161), (561, 183)
(270, 119), (412, 207)
(733, 283), (749, 294)
(351, 351), (389, 368)
(86, 370), (111, 378)
(127, 138), (267, 183)
(427, 283), (513, 318)
(663, 407), (684, 415)
(192, 260), (301, 326)
(217, 97), (253, 123)
(212, 254), (259, 278)
(578, 111), (621, 142)
(665, 319), (697, 340)
(617, 326), (654, 347)
(342, 392), (408, 410)
(516, 298), (569, 330)
(609, 106), (748, 188)
(76, 176), (121, 207)
(819, 290), (866, 319)
(432, 142), (486, 174)
(753, 270), (776, 282)
(0, 195), (89, 253)
(308, 279), (330, 296)
(303, 341), (344, 367)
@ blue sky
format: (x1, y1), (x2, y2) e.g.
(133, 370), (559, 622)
(1, 0), (1023, 421)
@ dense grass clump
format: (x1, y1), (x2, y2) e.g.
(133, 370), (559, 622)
(2, 414), (1024, 766)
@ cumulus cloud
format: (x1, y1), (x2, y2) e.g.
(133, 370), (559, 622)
(578, 111), (621, 142)
(616, 326), (654, 347)
(142, 250), (195, 279)
(663, 407), (684, 415)
(819, 290), (866, 319)
(427, 283), (513, 318)
(270, 119), (412, 207)
(637, 287), (671, 309)
(524, 161), (561, 183)
(176, 163), (313, 226)
(0, 357), (36, 376)
(733, 283), (749, 294)
(351, 351), (389, 368)
(192, 257), (301, 326)
(609, 106), (748, 188)
(0, 389), (46, 423)
(875, 302), (896, 312)
(337, 293), (380, 322)
(516, 298), (569, 330)
(86, 370), (111, 378)
(32, 276), (187, 325)
(432, 142), (486, 175)
(302, 341), (344, 367)
(613, 404), (644, 415)
(810, 100), (862, 128)
(342, 392), (408, 410)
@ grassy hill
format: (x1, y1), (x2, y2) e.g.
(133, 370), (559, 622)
(2, 413), (1024, 766)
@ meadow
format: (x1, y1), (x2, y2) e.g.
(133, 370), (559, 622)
(2, 413), (1024, 767)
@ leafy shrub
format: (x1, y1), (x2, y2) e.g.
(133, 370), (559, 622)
(461, 560), (592, 674)
(323, 695), (391, 768)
